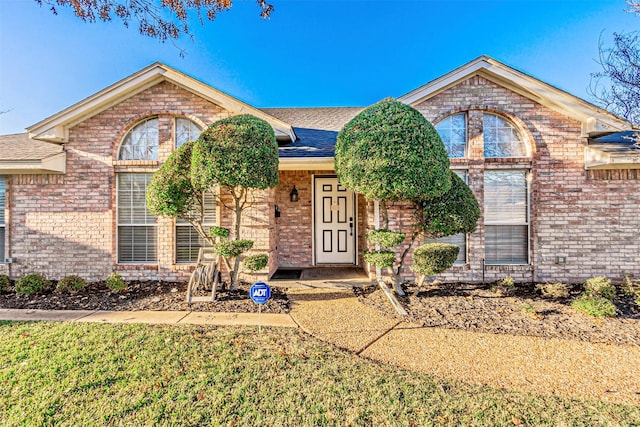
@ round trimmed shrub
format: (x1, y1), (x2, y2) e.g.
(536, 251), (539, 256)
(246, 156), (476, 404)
(584, 276), (616, 300)
(363, 250), (396, 268)
(57, 275), (87, 293)
(335, 99), (451, 202)
(0, 274), (10, 292)
(106, 273), (126, 292)
(243, 253), (269, 273)
(213, 240), (254, 258)
(411, 243), (459, 277)
(572, 293), (617, 317)
(15, 274), (51, 295)
(210, 226), (230, 239)
(365, 229), (405, 249)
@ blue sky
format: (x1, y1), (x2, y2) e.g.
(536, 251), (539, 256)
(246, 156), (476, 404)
(0, 0), (638, 135)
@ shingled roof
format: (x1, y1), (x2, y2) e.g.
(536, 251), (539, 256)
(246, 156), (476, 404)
(0, 133), (63, 161)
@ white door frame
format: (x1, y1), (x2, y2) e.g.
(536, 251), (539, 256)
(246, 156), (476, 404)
(312, 175), (357, 265)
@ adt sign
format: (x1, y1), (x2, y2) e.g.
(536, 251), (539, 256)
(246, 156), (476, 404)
(250, 282), (271, 305)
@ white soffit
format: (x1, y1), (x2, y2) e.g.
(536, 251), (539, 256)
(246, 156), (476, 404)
(0, 152), (66, 174)
(27, 63), (296, 143)
(399, 56), (630, 135)
(278, 157), (335, 171)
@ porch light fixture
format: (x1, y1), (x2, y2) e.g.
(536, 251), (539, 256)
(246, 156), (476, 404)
(290, 185), (299, 202)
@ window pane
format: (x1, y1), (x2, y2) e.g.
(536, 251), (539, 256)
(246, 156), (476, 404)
(485, 225), (527, 264)
(117, 174), (156, 225)
(0, 176), (5, 225)
(0, 227), (4, 261)
(425, 233), (466, 264)
(118, 118), (159, 160)
(435, 113), (467, 158)
(176, 226), (211, 263)
(483, 114), (525, 157)
(118, 226), (157, 263)
(484, 171), (527, 224)
(175, 191), (216, 226)
(176, 118), (202, 148)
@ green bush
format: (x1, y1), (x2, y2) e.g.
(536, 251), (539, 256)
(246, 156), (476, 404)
(56, 275), (87, 293)
(335, 98), (451, 202)
(106, 273), (126, 292)
(15, 274), (51, 295)
(0, 274), (10, 292)
(210, 226), (230, 239)
(243, 253), (269, 273)
(536, 282), (570, 298)
(584, 276), (616, 300)
(213, 240), (254, 258)
(571, 293), (617, 317)
(497, 276), (515, 289)
(363, 250), (396, 268)
(365, 229), (405, 249)
(411, 243), (459, 277)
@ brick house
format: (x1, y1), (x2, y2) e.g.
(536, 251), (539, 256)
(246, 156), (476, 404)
(0, 56), (638, 284)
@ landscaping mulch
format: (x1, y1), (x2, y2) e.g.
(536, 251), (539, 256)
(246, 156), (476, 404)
(0, 280), (290, 314)
(354, 282), (640, 346)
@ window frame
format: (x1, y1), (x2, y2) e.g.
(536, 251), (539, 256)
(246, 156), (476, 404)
(435, 113), (467, 158)
(483, 169), (530, 265)
(482, 113), (526, 158)
(0, 176), (5, 261)
(174, 191), (217, 264)
(117, 117), (159, 161)
(116, 173), (157, 264)
(175, 117), (203, 149)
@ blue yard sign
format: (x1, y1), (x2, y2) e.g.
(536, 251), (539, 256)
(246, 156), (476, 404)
(250, 282), (271, 305)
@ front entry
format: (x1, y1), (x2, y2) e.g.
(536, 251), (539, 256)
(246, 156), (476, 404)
(314, 176), (356, 264)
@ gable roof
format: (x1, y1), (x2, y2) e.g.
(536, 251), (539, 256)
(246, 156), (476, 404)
(0, 133), (65, 174)
(27, 63), (297, 143)
(399, 56), (631, 137)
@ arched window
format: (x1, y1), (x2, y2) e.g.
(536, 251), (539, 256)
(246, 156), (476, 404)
(435, 113), (467, 158)
(483, 113), (525, 157)
(175, 118), (202, 148)
(118, 118), (159, 160)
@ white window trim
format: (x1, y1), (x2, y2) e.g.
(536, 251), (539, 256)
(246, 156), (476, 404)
(482, 113), (527, 158)
(116, 173), (157, 264)
(117, 117), (159, 161)
(484, 169), (530, 265)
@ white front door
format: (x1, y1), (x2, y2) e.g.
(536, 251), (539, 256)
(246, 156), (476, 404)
(314, 176), (356, 264)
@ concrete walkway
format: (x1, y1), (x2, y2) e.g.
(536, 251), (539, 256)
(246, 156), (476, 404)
(2, 289), (640, 405)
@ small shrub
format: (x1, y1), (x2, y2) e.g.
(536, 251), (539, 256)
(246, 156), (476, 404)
(411, 243), (459, 276)
(365, 229), (405, 249)
(363, 250), (396, 268)
(571, 293), (617, 317)
(584, 276), (616, 300)
(243, 253), (269, 273)
(106, 273), (126, 292)
(0, 274), (10, 292)
(491, 275), (515, 295)
(213, 240), (254, 257)
(536, 282), (570, 299)
(498, 276), (515, 288)
(15, 274), (51, 295)
(210, 226), (230, 239)
(56, 275), (87, 293)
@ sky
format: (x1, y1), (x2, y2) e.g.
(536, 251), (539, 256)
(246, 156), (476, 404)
(0, 0), (638, 135)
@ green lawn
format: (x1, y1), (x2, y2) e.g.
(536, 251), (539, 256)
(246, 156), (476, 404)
(0, 321), (638, 426)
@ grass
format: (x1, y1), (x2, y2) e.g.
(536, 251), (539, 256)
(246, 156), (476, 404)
(1, 322), (639, 426)
(572, 293), (617, 317)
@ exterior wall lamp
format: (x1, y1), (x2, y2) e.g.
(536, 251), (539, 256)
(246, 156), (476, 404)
(290, 185), (299, 202)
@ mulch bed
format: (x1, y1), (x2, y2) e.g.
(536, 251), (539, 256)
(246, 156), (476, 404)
(0, 280), (290, 314)
(355, 282), (640, 346)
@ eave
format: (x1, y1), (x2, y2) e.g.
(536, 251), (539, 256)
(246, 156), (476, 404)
(0, 152), (66, 174)
(584, 146), (640, 170)
(278, 157), (335, 171)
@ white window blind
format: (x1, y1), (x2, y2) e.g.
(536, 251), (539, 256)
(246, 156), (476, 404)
(117, 174), (157, 263)
(483, 113), (525, 158)
(484, 171), (528, 264)
(435, 113), (467, 158)
(0, 177), (5, 260)
(176, 118), (202, 148)
(118, 118), (159, 160)
(175, 192), (216, 263)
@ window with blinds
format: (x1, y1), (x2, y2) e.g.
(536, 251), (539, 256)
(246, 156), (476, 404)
(117, 174), (157, 263)
(425, 170), (468, 264)
(435, 113), (467, 158)
(118, 118), (159, 160)
(484, 170), (529, 264)
(175, 118), (202, 149)
(0, 176), (5, 260)
(175, 192), (216, 263)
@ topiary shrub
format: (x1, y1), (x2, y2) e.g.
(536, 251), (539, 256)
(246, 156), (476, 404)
(106, 273), (126, 292)
(213, 240), (254, 258)
(536, 282), (570, 299)
(363, 250), (397, 268)
(365, 229), (405, 249)
(0, 274), (10, 292)
(56, 275), (87, 293)
(572, 293), (617, 317)
(210, 226), (230, 239)
(243, 253), (269, 273)
(15, 274), (51, 295)
(584, 276), (616, 300)
(411, 243), (459, 287)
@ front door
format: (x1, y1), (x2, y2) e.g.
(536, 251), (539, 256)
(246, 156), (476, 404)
(314, 176), (356, 264)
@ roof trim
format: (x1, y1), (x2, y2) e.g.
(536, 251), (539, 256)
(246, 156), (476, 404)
(26, 62), (296, 143)
(399, 56), (631, 136)
(585, 146), (640, 169)
(278, 157), (335, 171)
(0, 152), (66, 174)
